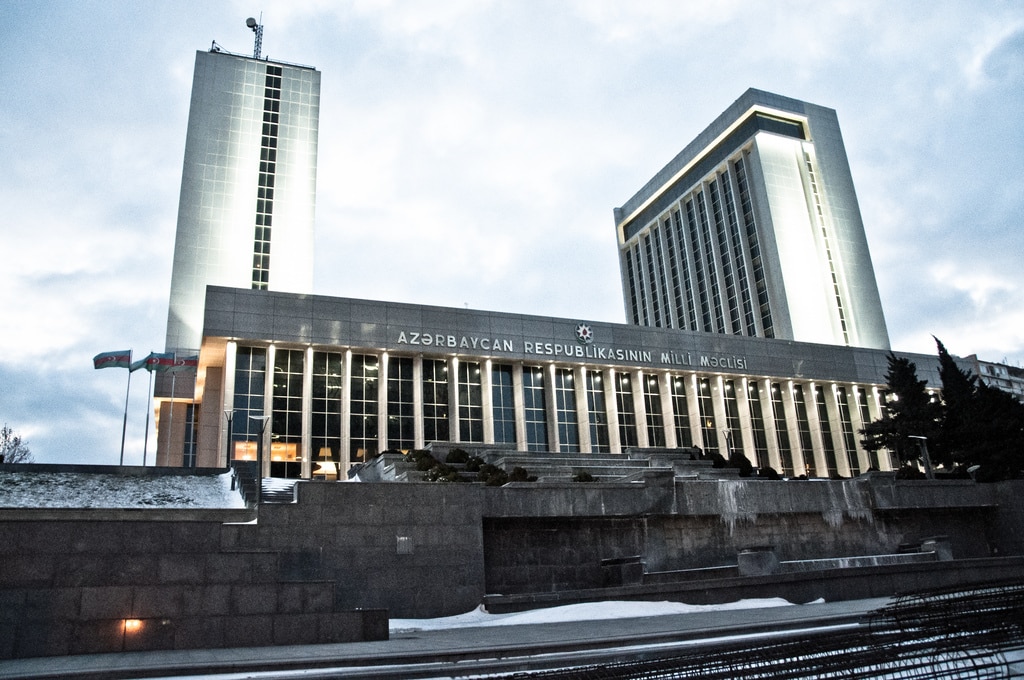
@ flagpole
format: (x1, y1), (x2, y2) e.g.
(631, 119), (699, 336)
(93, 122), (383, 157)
(143, 368), (154, 466)
(120, 352), (133, 466)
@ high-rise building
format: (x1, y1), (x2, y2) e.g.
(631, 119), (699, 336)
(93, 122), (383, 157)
(165, 48), (320, 357)
(155, 46), (319, 466)
(614, 88), (889, 351)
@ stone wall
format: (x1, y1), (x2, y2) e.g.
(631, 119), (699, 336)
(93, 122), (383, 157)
(224, 482), (488, 618)
(0, 506), (388, 659)
(2, 473), (1022, 659)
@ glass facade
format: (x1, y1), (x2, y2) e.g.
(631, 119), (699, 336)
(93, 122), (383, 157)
(522, 365), (548, 452)
(387, 356), (415, 451)
(554, 368), (579, 452)
(615, 373), (638, 449)
(166, 52), (320, 356)
(746, 381), (770, 469)
(492, 363), (516, 445)
(350, 353), (379, 462)
(231, 346), (266, 461)
(311, 351), (343, 472)
(222, 344), (887, 480)
(770, 382), (793, 475)
(697, 377), (718, 454)
(670, 376), (693, 448)
(586, 370), (610, 453)
(271, 349), (304, 478)
(422, 359), (449, 444)
(458, 361), (484, 443)
(643, 374), (666, 448)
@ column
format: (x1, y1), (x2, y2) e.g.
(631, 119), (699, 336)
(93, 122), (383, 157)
(301, 346), (314, 478)
(825, 383), (851, 477)
(685, 373), (703, 450)
(781, 381), (806, 476)
(574, 365), (591, 453)
(735, 377), (755, 464)
(378, 352), (391, 450)
(606, 368), (622, 454)
(711, 375), (729, 456)
(340, 350), (352, 472)
(482, 359), (495, 445)
(546, 363), (560, 452)
(803, 382), (828, 477)
(513, 362), (526, 452)
(660, 372), (677, 449)
(450, 357), (461, 444)
(758, 379), (782, 472)
(220, 341), (238, 467)
(261, 344), (276, 478)
(633, 369), (649, 449)
(413, 356), (424, 450)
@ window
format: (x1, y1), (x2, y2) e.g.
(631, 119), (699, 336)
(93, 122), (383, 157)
(271, 349), (304, 478)
(723, 380), (745, 457)
(311, 351), (343, 472)
(232, 346), (266, 461)
(387, 356), (415, 451)
(492, 364), (516, 445)
(770, 382), (793, 475)
(182, 404), (198, 468)
(670, 376), (693, 448)
(836, 386), (859, 475)
(458, 362), (484, 443)
(643, 374), (666, 447)
(350, 354), (379, 462)
(522, 366), (549, 452)
(698, 377), (718, 454)
(586, 370), (609, 452)
(792, 384), (814, 476)
(616, 373), (638, 449)
(814, 385), (839, 477)
(422, 360), (449, 443)
(554, 368), (579, 452)
(746, 382), (770, 469)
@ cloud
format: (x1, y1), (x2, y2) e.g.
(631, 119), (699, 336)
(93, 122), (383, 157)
(3, 1), (1024, 465)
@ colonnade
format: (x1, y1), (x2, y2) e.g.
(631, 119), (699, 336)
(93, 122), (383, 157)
(215, 342), (892, 479)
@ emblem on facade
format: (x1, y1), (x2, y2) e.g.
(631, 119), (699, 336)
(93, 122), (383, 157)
(575, 323), (594, 345)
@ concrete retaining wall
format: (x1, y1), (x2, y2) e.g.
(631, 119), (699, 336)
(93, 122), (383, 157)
(2, 474), (1021, 659)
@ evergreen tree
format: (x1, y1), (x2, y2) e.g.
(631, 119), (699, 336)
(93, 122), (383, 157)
(934, 337), (977, 467)
(934, 338), (1024, 480)
(860, 353), (941, 466)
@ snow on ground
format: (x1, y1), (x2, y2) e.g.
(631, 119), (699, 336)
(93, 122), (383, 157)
(0, 470), (246, 509)
(390, 598), (803, 633)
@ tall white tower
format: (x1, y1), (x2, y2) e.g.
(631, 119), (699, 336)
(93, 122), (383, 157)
(165, 47), (320, 357)
(615, 88), (889, 350)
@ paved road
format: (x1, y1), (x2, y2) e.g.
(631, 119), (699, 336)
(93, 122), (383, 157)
(0, 598), (891, 679)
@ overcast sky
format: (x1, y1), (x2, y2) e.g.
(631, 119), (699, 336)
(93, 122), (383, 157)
(2, 1), (1022, 464)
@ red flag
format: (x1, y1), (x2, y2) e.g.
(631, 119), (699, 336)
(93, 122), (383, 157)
(93, 350), (132, 370)
(144, 352), (176, 373)
(170, 355), (199, 372)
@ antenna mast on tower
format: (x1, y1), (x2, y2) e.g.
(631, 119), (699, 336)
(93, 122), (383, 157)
(245, 15), (263, 59)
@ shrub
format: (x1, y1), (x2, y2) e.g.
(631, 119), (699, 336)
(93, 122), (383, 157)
(445, 448), (470, 464)
(573, 470), (596, 483)
(509, 466), (536, 482)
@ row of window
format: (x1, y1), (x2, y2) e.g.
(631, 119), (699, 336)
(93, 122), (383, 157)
(226, 346), (891, 479)
(624, 151), (775, 339)
(251, 65), (283, 290)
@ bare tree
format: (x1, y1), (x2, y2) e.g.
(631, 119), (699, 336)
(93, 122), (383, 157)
(0, 424), (34, 463)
